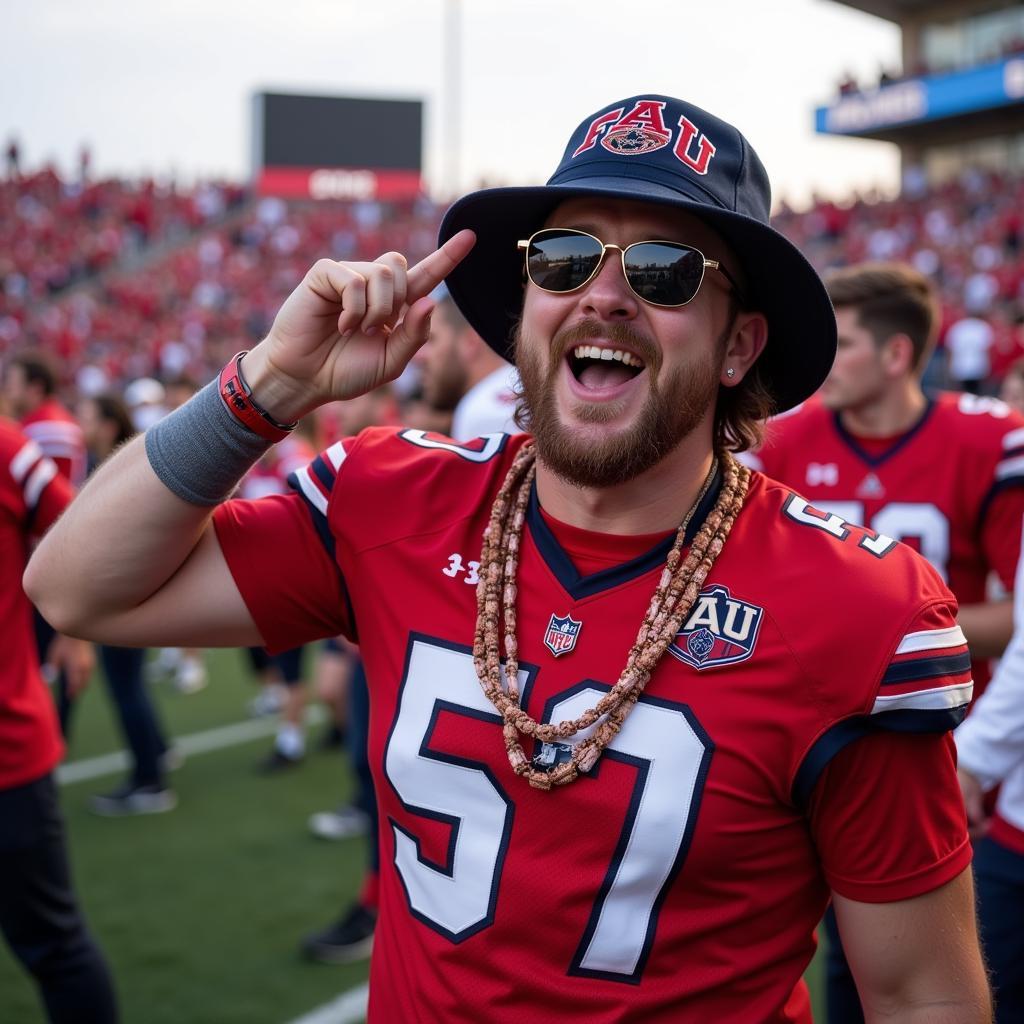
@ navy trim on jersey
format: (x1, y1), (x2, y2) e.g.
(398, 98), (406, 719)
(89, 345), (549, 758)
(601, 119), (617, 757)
(23, 497), (40, 537)
(526, 470), (722, 601)
(286, 469), (358, 642)
(881, 651), (972, 685)
(870, 705), (968, 732)
(310, 454), (335, 493)
(793, 703), (967, 807)
(792, 717), (873, 808)
(976, 474), (1024, 536)
(832, 399), (935, 467)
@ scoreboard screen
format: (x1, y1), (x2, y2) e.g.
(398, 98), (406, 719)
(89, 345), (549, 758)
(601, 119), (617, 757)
(253, 92), (424, 200)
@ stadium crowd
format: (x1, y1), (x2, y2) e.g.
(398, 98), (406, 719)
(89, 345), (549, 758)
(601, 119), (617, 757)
(2, 163), (1022, 408)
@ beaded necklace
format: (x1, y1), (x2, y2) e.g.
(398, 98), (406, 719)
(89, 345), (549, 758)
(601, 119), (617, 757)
(473, 442), (750, 790)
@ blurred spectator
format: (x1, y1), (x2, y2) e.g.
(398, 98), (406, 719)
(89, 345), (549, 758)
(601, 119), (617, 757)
(2, 349), (85, 484)
(77, 393), (176, 816)
(1000, 357), (1024, 414)
(123, 376), (167, 432)
(414, 288), (521, 439)
(946, 312), (995, 394)
(0, 417), (118, 1022)
(2, 350), (87, 737)
(239, 416), (320, 772)
(5, 138), (19, 178)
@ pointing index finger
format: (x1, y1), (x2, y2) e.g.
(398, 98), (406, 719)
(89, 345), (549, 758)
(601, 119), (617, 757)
(406, 229), (477, 303)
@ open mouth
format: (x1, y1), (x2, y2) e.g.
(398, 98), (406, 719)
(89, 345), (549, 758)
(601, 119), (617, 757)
(567, 345), (646, 390)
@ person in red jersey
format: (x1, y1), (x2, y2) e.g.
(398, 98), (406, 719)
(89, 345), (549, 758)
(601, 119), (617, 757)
(3, 350), (87, 486)
(0, 418), (118, 1023)
(751, 261), (1024, 1021)
(753, 263), (1024, 698)
(26, 96), (990, 1022)
(3, 349), (90, 733)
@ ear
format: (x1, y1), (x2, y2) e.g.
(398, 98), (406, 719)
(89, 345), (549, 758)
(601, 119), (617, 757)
(720, 311), (768, 387)
(882, 334), (915, 377)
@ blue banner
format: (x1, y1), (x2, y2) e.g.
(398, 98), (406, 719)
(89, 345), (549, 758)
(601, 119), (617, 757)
(816, 55), (1024, 135)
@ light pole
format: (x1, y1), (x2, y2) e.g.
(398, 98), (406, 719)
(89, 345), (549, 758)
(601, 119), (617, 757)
(443, 0), (461, 199)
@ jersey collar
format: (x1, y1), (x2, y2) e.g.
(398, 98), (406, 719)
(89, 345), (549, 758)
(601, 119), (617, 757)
(834, 398), (935, 468)
(526, 469), (722, 601)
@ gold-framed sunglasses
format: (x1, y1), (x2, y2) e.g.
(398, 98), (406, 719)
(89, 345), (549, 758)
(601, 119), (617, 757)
(517, 227), (747, 308)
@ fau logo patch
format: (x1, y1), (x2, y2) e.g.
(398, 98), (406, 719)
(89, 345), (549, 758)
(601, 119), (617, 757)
(572, 99), (717, 174)
(668, 584), (763, 670)
(544, 613), (582, 657)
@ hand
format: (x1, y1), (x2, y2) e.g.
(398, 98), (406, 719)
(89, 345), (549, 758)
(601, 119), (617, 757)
(242, 230), (476, 422)
(46, 634), (96, 699)
(957, 767), (990, 841)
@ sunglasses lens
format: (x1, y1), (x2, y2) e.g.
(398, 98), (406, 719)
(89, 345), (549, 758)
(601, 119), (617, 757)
(527, 230), (604, 292)
(624, 243), (705, 305)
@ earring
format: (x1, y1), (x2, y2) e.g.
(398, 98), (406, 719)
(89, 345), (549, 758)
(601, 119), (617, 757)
(726, 368), (736, 379)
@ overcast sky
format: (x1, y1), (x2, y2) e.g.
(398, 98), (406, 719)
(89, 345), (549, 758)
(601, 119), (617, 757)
(3, 0), (903, 208)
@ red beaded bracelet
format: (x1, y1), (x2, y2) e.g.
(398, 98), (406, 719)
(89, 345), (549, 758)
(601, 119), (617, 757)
(218, 351), (297, 443)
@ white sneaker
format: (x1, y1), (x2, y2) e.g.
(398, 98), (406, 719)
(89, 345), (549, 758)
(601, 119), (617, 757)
(248, 687), (285, 717)
(148, 647), (183, 682)
(174, 658), (207, 694)
(308, 804), (371, 841)
(91, 783), (178, 817)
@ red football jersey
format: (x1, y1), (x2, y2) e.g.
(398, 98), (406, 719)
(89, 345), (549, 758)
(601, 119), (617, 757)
(214, 429), (971, 1023)
(0, 417), (73, 788)
(20, 397), (87, 486)
(754, 393), (1024, 694)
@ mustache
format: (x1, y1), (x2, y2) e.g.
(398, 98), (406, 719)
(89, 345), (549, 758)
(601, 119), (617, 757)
(551, 318), (661, 373)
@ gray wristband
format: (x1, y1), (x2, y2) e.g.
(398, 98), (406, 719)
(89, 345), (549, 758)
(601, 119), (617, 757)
(145, 378), (272, 506)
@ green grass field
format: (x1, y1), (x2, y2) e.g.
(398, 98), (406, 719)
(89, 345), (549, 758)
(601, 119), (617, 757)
(0, 648), (826, 1023)
(0, 649), (370, 1024)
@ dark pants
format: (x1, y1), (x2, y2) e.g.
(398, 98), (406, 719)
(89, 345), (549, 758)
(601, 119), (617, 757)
(99, 646), (169, 788)
(247, 645), (305, 685)
(33, 611), (72, 739)
(823, 903), (863, 1024)
(349, 658), (378, 873)
(975, 834), (1024, 1023)
(0, 774), (118, 1023)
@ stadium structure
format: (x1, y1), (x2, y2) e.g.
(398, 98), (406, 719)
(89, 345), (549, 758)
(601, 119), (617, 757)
(817, 0), (1024, 182)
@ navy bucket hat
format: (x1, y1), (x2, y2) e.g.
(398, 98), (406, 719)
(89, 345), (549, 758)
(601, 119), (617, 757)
(438, 95), (837, 413)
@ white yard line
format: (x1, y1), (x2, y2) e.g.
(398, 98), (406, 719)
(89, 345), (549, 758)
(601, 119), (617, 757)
(57, 707), (325, 785)
(284, 982), (369, 1024)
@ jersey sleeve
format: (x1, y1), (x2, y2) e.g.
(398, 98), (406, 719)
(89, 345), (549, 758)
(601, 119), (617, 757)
(212, 443), (356, 652)
(793, 597), (972, 803)
(2, 430), (74, 539)
(979, 484), (1024, 591)
(807, 729), (971, 902)
(799, 596), (973, 902)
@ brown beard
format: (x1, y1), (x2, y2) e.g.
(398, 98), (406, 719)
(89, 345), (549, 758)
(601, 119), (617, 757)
(514, 317), (725, 488)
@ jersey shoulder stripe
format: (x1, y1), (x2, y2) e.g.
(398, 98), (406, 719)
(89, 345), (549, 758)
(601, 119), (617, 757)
(10, 439), (43, 483)
(870, 623), (972, 728)
(24, 459), (57, 512)
(7, 438), (58, 513)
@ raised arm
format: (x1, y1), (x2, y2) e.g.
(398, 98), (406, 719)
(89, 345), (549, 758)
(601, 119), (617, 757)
(24, 233), (475, 649)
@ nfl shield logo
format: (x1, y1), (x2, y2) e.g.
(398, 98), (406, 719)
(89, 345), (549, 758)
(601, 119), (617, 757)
(544, 613), (582, 657)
